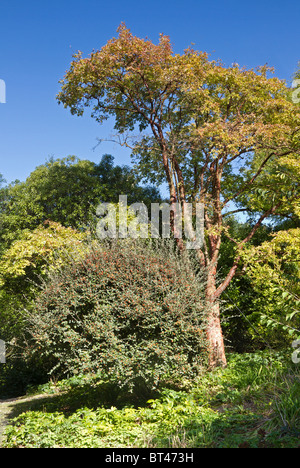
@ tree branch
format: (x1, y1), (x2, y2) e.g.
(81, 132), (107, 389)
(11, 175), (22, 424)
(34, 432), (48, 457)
(223, 151), (276, 206)
(214, 201), (282, 299)
(222, 208), (253, 218)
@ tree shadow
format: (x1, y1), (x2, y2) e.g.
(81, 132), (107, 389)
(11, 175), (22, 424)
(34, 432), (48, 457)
(6, 380), (156, 422)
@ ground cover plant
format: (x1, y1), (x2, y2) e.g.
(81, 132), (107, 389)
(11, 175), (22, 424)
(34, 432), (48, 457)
(3, 352), (300, 448)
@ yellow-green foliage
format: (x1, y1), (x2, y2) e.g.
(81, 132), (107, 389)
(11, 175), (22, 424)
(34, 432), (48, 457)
(0, 221), (88, 283)
(244, 229), (300, 287)
(0, 222), (89, 340)
(242, 229), (300, 337)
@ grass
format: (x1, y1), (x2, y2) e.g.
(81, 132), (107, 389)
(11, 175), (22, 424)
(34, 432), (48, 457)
(2, 351), (300, 448)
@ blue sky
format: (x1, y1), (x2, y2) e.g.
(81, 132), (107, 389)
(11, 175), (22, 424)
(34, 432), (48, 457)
(0, 0), (299, 185)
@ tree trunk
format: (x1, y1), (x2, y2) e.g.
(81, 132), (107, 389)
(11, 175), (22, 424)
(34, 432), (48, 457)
(206, 271), (227, 368)
(159, 143), (227, 368)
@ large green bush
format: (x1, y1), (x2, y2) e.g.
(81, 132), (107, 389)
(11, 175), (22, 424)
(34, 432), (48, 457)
(25, 240), (208, 394)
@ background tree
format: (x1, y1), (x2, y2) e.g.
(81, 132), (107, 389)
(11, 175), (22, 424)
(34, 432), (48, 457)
(95, 153), (161, 206)
(57, 24), (300, 367)
(0, 154), (161, 251)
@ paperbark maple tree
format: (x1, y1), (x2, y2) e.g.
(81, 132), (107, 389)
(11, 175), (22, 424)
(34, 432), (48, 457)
(57, 24), (300, 367)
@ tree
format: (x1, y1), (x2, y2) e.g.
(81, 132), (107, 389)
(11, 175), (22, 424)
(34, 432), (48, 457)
(0, 155), (161, 250)
(57, 24), (300, 367)
(95, 153), (161, 207)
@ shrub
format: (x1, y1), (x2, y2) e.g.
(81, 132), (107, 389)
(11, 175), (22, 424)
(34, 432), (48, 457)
(25, 240), (208, 394)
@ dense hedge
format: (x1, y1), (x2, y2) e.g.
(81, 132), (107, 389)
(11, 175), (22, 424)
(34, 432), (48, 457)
(26, 240), (208, 394)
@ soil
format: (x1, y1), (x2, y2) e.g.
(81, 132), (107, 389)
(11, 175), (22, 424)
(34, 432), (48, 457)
(0, 394), (49, 447)
(0, 398), (18, 447)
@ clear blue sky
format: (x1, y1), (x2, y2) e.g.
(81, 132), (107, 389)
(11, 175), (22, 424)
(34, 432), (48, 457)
(0, 0), (299, 185)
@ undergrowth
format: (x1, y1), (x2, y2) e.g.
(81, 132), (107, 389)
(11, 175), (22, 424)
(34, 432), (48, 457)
(3, 351), (300, 448)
